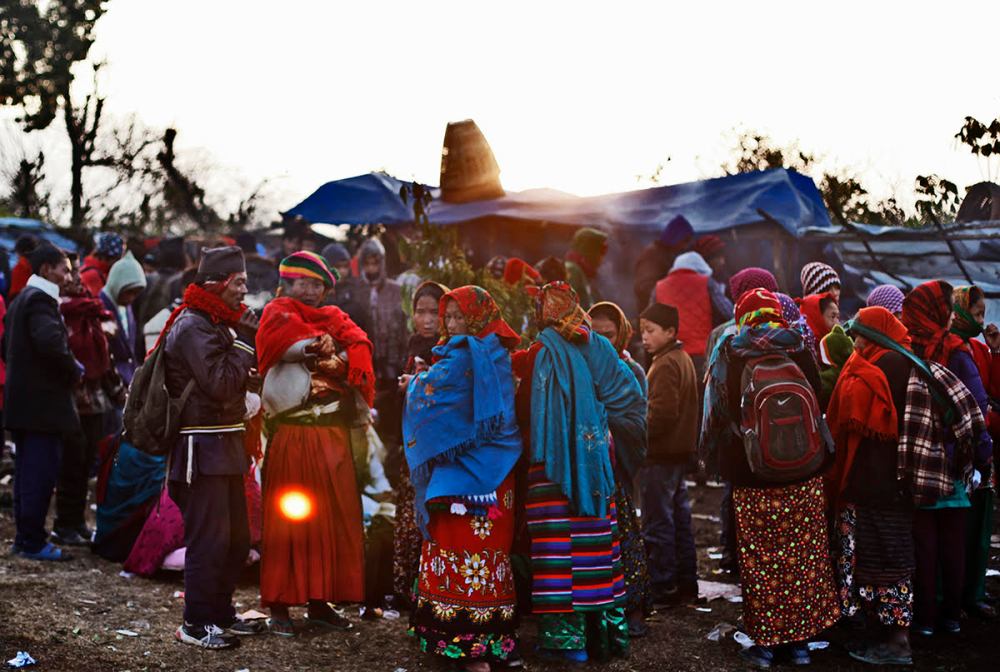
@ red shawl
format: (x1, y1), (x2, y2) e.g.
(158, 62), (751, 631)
(151, 282), (247, 353)
(825, 307), (911, 508)
(256, 296), (375, 407)
(902, 279), (968, 365)
(61, 295), (113, 381)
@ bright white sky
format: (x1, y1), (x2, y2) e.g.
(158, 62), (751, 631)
(41, 0), (1000, 215)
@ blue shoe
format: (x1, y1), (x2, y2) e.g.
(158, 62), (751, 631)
(738, 645), (774, 669)
(786, 644), (812, 666)
(17, 542), (70, 562)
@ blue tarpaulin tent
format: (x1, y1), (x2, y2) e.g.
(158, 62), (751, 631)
(284, 168), (833, 237)
(0, 217), (79, 253)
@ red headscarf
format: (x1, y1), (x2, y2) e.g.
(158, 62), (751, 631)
(439, 285), (520, 349)
(901, 280), (967, 365)
(734, 288), (787, 329)
(825, 306), (911, 508)
(502, 258), (542, 286)
(256, 296), (375, 407)
(798, 292), (835, 342)
(533, 281), (591, 342)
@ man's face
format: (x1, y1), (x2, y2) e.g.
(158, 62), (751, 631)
(42, 258), (72, 293)
(220, 272), (249, 309)
(333, 262), (351, 280)
(282, 236), (304, 256)
(363, 254), (382, 282)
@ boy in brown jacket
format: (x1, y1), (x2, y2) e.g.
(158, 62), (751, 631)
(638, 302), (700, 605)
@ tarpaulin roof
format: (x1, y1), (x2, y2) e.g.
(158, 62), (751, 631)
(0, 217), (79, 253)
(284, 168), (833, 237)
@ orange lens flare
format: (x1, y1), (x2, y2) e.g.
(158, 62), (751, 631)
(278, 490), (313, 521)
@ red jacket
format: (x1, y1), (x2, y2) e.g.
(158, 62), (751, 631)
(654, 269), (711, 357)
(7, 257), (32, 300)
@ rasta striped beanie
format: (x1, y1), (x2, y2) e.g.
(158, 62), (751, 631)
(279, 250), (338, 288)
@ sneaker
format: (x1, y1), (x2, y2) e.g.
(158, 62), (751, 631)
(912, 623), (934, 637)
(940, 619), (961, 634)
(50, 527), (91, 547)
(738, 645), (774, 669)
(225, 618), (267, 636)
(175, 623), (238, 650)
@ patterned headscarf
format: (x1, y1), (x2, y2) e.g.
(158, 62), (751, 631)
(95, 232), (124, 259)
(735, 288), (787, 330)
(535, 281), (591, 342)
(902, 280), (967, 366)
(866, 284), (904, 315)
(279, 250), (338, 288)
(800, 261), (840, 296)
(730, 267), (778, 300)
(952, 285), (985, 340)
(588, 301), (633, 356)
(439, 285), (520, 348)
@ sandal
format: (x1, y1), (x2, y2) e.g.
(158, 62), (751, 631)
(848, 643), (912, 666)
(268, 618), (295, 638)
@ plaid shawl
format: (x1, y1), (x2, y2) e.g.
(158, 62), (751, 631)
(898, 361), (985, 506)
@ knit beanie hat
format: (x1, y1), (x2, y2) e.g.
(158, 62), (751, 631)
(659, 215), (694, 247)
(321, 242), (351, 266)
(819, 324), (854, 368)
(730, 267), (778, 299)
(198, 246), (245, 278)
(280, 250), (338, 288)
(640, 302), (679, 331)
(95, 232), (125, 259)
(866, 284), (904, 315)
(800, 262), (840, 296)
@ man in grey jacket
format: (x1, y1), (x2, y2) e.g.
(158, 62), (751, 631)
(163, 246), (263, 649)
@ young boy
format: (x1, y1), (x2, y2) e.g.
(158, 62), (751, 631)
(638, 302), (700, 605)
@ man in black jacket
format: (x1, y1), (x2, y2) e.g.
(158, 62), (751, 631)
(5, 243), (80, 561)
(163, 246), (263, 649)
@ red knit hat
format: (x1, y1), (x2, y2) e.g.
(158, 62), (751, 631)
(693, 235), (725, 259)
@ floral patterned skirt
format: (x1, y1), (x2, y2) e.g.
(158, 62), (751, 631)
(411, 473), (518, 662)
(835, 505), (914, 627)
(616, 481), (652, 616)
(733, 477), (840, 646)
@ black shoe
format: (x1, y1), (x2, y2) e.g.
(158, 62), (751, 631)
(676, 580), (700, 603)
(940, 619), (961, 634)
(225, 618), (267, 636)
(651, 585), (679, 606)
(175, 623), (238, 649)
(50, 528), (90, 547)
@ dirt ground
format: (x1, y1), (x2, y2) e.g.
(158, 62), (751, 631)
(1, 480), (998, 672)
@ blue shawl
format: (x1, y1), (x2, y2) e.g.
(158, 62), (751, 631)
(403, 332), (522, 537)
(531, 328), (645, 518)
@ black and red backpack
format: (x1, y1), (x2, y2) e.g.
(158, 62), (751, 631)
(733, 353), (833, 483)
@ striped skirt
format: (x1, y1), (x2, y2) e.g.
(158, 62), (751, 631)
(526, 464), (626, 613)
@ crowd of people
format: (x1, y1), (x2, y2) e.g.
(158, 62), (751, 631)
(1, 214), (998, 670)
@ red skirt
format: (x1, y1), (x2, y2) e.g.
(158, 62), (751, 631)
(260, 423), (365, 605)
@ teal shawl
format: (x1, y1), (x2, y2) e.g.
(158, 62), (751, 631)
(531, 328), (646, 517)
(403, 332), (522, 537)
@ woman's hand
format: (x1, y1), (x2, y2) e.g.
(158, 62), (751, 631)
(306, 333), (337, 358)
(398, 373), (413, 391)
(985, 323), (1000, 352)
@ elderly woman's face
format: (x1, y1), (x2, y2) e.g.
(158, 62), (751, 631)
(286, 277), (326, 307)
